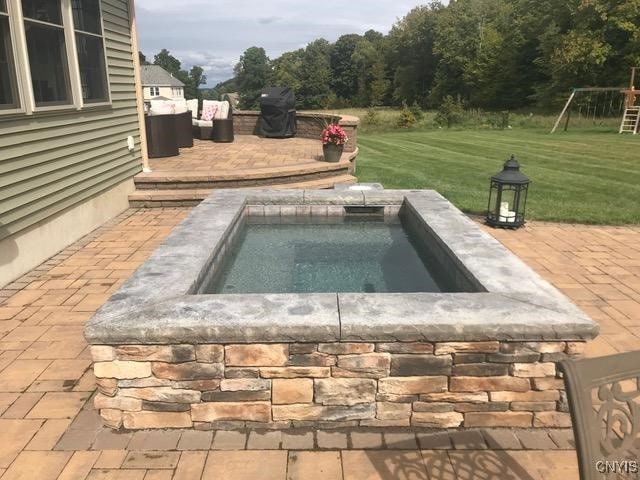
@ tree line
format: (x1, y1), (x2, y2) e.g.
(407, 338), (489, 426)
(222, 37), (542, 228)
(146, 0), (639, 112)
(226, 0), (639, 111)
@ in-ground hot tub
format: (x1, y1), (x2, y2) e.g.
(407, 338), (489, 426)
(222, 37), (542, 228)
(207, 213), (477, 294)
(85, 190), (598, 430)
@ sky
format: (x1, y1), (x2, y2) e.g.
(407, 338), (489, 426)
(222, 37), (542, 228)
(135, 0), (425, 87)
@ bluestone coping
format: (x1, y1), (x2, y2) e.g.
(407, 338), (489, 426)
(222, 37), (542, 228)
(85, 189), (598, 345)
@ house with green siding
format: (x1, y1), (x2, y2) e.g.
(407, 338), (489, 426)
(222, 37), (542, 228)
(0, 0), (145, 287)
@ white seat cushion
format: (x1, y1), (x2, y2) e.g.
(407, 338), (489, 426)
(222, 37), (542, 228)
(149, 99), (175, 114)
(216, 101), (230, 120)
(195, 119), (213, 127)
(150, 106), (173, 115)
(173, 99), (188, 114)
(186, 99), (198, 118)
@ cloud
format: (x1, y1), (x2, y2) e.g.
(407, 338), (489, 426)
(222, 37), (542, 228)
(135, 0), (425, 86)
(258, 17), (280, 25)
(175, 51), (235, 85)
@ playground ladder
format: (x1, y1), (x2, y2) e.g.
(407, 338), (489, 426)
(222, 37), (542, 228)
(619, 106), (640, 134)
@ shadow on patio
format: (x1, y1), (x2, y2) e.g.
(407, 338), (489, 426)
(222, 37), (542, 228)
(362, 448), (573, 480)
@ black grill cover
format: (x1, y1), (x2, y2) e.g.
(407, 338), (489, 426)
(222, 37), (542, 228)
(259, 87), (296, 138)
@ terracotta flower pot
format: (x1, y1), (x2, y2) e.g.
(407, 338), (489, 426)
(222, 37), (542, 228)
(323, 143), (343, 162)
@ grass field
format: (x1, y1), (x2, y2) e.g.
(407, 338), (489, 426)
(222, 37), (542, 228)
(354, 127), (640, 224)
(327, 107), (622, 134)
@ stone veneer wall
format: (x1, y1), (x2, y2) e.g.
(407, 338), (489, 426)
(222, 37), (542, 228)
(91, 340), (584, 430)
(232, 111), (359, 153)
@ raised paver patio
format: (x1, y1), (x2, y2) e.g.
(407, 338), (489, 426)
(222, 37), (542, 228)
(150, 137), (330, 171)
(0, 207), (638, 479)
(129, 137), (359, 206)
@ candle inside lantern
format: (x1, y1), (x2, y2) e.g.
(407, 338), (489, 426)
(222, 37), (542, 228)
(499, 202), (515, 222)
(500, 212), (516, 222)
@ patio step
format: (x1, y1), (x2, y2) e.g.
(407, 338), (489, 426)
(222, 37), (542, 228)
(134, 157), (355, 190)
(128, 174), (358, 207)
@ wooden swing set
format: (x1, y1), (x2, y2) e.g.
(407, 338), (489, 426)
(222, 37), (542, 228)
(551, 67), (640, 134)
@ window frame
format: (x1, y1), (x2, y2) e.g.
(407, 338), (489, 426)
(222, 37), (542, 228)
(0, 0), (111, 117)
(70, 0), (111, 107)
(0, 0), (26, 114)
(149, 86), (159, 97)
(22, 6), (76, 109)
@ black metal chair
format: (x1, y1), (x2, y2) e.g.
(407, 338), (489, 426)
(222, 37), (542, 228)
(560, 350), (640, 480)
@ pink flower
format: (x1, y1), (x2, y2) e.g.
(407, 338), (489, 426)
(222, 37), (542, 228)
(321, 123), (348, 145)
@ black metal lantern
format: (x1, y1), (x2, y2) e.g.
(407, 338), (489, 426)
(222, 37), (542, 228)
(486, 155), (530, 228)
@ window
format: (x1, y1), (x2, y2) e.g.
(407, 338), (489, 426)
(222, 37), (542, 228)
(72, 0), (107, 103)
(149, 86), (159, 97)
(0, 0), (20, 109)
(21, 0), (61, 22)
(0, 0), (112, 115)
(22, 0), (72, 106)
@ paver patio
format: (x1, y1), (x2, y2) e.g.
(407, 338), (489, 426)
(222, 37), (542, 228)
(129, 137), (358, 206)
(149, 137), (330, 172)
(0, 207), (638, 479)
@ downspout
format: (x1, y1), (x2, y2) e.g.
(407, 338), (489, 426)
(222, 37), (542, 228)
(128, 0), (151, 173)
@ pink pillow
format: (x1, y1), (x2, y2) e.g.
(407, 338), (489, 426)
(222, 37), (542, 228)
(201, 105), (218, 121)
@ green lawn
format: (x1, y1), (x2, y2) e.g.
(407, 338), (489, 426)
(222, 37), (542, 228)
(355, 128), (640, 224)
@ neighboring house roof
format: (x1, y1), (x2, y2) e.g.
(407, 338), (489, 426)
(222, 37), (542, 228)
(140, 65), (185, 87)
